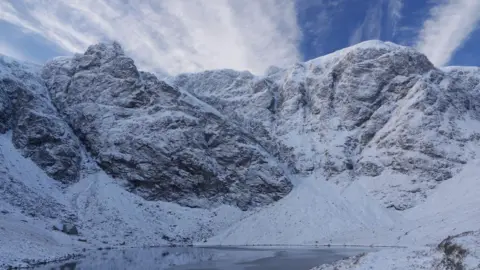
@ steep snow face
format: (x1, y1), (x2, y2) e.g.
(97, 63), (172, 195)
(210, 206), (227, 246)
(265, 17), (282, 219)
(173, 40), (480, 210)
(41, 43), (293, 210)
(0, 56), (82, 183)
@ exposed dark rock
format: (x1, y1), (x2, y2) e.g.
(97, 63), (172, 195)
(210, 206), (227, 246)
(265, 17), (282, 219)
(0, 87), (11, 133)
(61, 224), (79, 236)
(437, 232), (472, 270)
(171, 41), (480, 210)
(0, 58), (82, 183)
(42, 43), (293, 210)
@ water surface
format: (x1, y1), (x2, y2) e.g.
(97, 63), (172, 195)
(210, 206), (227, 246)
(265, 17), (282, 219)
(35, 246), (369, 270)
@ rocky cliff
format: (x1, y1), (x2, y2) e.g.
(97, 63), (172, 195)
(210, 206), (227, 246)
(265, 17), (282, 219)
(40, 43), (292, 211)
(2, 40), (480, 213)
(173, 41), (480, 210)
(0, 56), (82, 183)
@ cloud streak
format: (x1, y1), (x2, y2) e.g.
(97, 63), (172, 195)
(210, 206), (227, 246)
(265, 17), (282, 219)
(349, 0), (384, 45)
(0, 0), (301, 75)
(349, 0), (403, 46)
(416, 0), (480, 66)
(387, 0), (403, 36)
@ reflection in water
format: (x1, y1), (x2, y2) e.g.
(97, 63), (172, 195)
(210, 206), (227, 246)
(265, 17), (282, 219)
(36, 246), (369, 270)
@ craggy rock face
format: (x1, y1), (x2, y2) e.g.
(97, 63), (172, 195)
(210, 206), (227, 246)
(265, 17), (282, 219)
(41, 43), (292, 210)
(0, 85), (11, 134)
(5, 41), (480, 211)
(172, 41), (480, 210)
(0, 57), (82, 183)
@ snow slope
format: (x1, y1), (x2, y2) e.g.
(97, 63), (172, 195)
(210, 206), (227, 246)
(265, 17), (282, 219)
(0, 133), (78, 268)
(311, 160), (480, 269)
(0, 132), (245, 268)
(399, 160), (480, 246)
(206, 175), (399, 246)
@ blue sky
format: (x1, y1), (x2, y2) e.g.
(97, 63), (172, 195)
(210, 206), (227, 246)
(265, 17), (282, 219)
(1, 0), (480, 75)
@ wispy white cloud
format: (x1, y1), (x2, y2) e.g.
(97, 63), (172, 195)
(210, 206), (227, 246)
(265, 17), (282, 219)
(349, 0), (403, 45)
(0, 0), (301, 75)
(416, 0), (480, 66)
(349, 24), (365, 46)
(387, 0), (403, 36)
(349, 0), (384, 45)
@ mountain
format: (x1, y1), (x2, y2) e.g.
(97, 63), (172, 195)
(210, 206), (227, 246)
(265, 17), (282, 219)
(41, 42), (293, 211)
(0, 41), (479, 269)
(172, 41), (480, 211)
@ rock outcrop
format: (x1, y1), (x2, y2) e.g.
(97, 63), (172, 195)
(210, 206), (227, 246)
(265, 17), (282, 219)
(0, 56), (82, 183)
(172, 41), (480, 210)
(41, 43), (292, 210)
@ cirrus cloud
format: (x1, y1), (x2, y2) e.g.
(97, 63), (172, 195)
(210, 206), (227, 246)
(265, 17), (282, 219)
(348, 0), (403, 45)
(416, 0), (480, 67)
(0, 0), (301, 75)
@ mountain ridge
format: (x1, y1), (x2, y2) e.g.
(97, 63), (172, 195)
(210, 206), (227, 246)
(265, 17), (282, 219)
(172, 40), (480, 211)
(1, 40), (480, 269)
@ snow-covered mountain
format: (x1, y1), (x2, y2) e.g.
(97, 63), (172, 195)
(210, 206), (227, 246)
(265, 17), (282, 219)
(172, 41), (480, 211)
(1, 41), (480, 269)
(41, 42), (293, 211)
